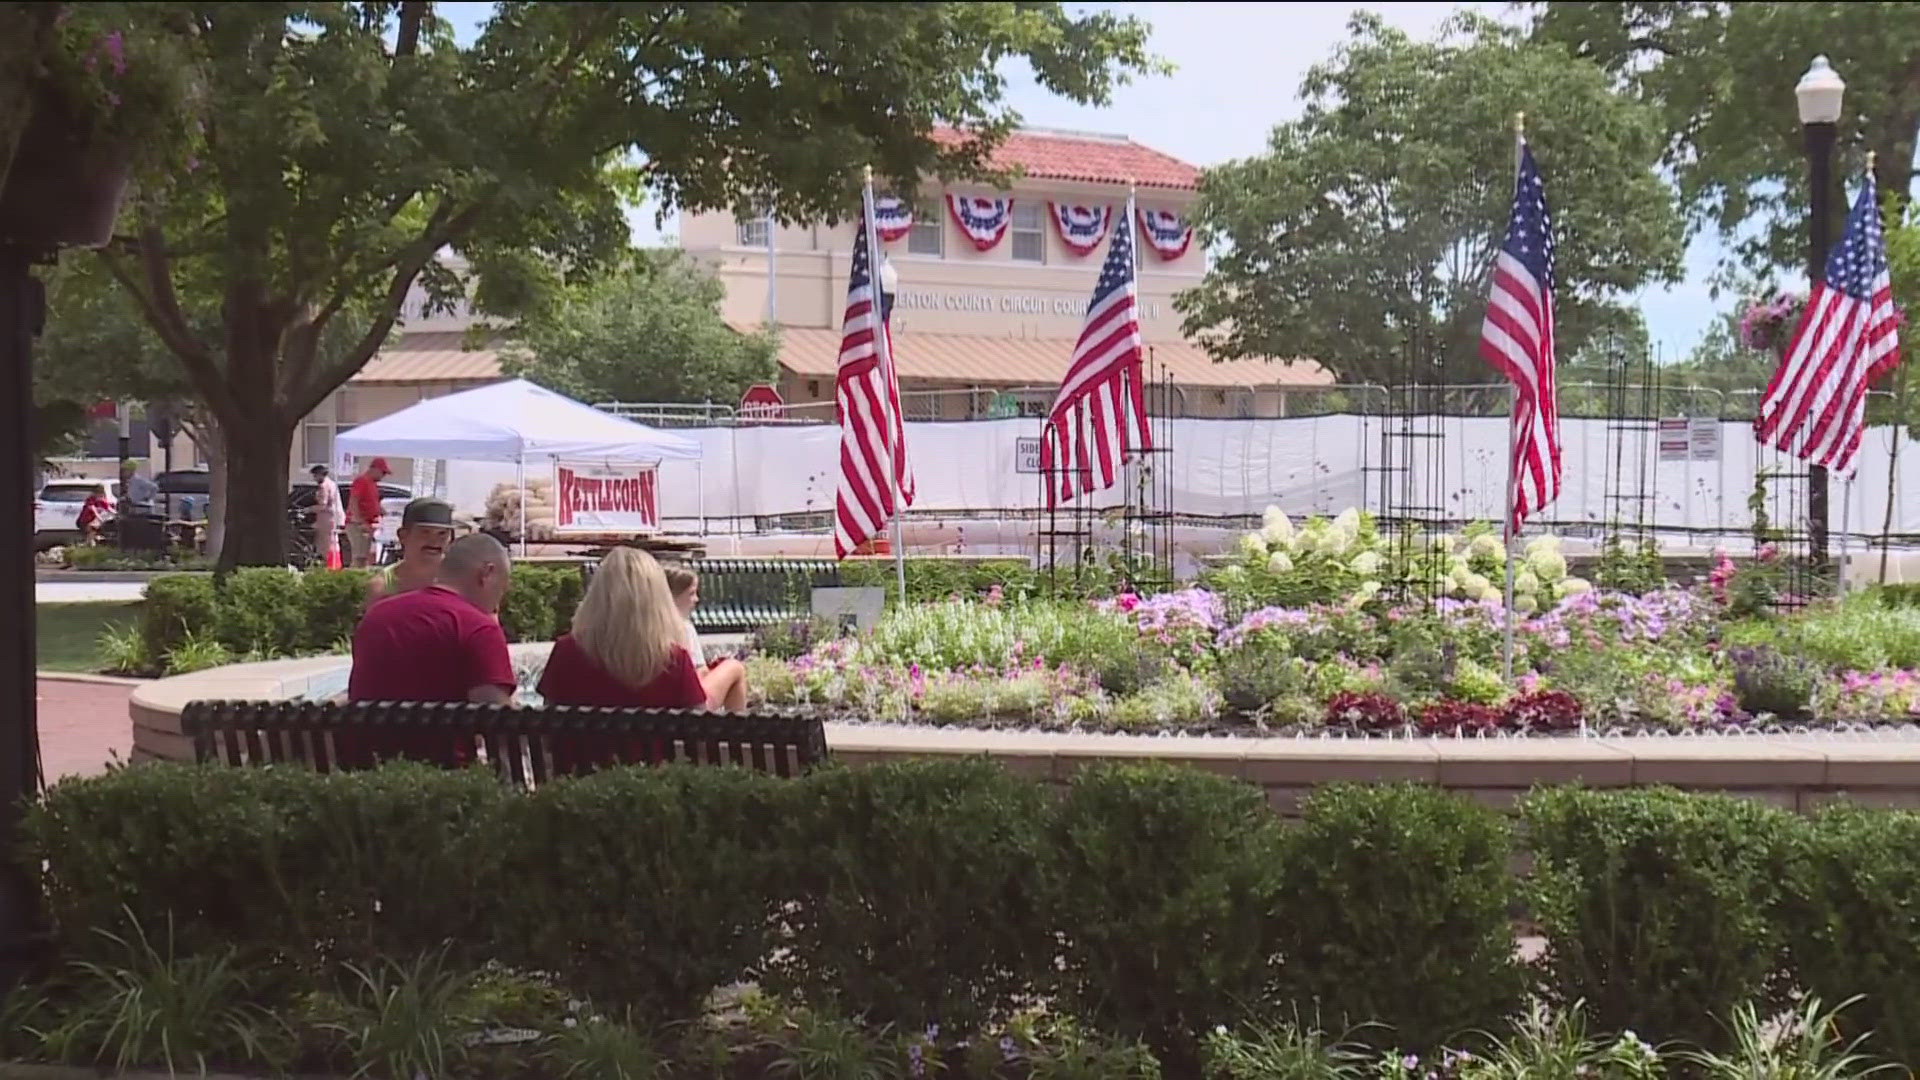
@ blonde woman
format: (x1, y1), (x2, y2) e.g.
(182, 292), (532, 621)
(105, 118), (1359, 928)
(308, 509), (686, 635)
(536, 548), (707, 709)
(662, 565), (749, 712)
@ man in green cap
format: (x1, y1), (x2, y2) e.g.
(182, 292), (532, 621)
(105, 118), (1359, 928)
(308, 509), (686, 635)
(366, 497), (459, 605)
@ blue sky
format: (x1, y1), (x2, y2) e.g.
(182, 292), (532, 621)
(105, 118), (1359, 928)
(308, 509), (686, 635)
(435, 1), (1827, 361)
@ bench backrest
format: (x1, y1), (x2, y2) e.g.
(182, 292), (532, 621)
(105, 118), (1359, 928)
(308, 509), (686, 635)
(684, 558), (840, 633)
(179, 700), (829, 783)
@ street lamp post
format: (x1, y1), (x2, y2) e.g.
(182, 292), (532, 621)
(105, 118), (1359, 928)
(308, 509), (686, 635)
(1797, 55), (1845, 572)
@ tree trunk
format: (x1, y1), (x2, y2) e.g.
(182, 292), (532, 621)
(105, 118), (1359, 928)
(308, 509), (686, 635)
(215, 408), (294, 570)
(186, 419), (228, 562)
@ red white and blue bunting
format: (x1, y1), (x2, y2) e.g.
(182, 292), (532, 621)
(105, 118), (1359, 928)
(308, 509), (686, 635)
(1049, 202), (1112, 256)
(947, 193), (1014, 251)
(873, 194), (913, 243)
(1136, 207), (1193, 261)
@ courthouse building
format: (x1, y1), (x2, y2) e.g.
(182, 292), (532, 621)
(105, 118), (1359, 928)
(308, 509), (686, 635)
(679, 126), (1330, 420)
(289, 126), (1331, 488)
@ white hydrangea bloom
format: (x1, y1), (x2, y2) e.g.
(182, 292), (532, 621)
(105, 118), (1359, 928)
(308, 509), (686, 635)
(1239, 533), (1267, 558)
(1559, 577), (1593, 596)
(1514, 569), (1540, 595)
(1474, 582), (1505, 603)
(1462, 572), (1491, 596)
(1524, 534), (1563, 556)
(1261, 506), (1294, 541)
(1469, 534), (1504, 559)
(1513, 593), (1539, 614)
(1331, 507), (1361, 534)
(1349, 551), (1383, 577)
(1531, 550), (1569, 583)
(1267, 551), (1295, 574)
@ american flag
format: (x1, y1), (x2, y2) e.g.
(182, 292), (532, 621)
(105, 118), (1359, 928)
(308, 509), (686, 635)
(1040, 196), (1151, 506)
(1479, 142), (1562, 534)
(1755, 173), (1902, 476)
(833, 189), (915, 559)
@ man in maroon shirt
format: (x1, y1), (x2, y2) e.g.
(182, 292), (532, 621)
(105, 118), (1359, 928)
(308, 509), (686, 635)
(345, 457), (390, 568)
(350, 532), (516, 705)
(343, 534), (516, 766)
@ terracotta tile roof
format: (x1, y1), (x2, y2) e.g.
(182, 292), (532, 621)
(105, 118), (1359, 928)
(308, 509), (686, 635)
(352, 331), (502, 384)
(774, 327), (1328, 389)
(931, 127), (1201, 191)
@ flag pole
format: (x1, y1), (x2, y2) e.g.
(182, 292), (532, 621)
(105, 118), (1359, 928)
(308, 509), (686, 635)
(1501, 112), (1524, 684)
(863, 165), (909, 600)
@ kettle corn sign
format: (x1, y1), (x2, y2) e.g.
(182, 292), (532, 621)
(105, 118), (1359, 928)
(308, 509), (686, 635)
(554, 460), (659, 534)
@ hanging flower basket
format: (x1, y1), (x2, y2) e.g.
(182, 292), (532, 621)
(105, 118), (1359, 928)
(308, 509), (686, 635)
(0, 80), (132, 250)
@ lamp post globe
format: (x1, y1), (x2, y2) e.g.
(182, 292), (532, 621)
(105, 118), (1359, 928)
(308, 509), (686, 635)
(1795, 55), (1846, 125)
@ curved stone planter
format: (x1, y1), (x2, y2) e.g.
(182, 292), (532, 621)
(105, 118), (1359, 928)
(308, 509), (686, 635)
(130, 654), (1920, 814)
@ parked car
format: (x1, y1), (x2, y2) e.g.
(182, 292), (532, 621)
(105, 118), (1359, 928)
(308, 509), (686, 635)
(34, 478), (118, 551)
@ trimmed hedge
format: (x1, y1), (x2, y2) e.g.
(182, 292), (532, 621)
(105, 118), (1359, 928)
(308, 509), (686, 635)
(135, 565), (588, 669)
(840, 557), (1119, 603)
(1523, 786), (1794, 1050)
(23, 765), (1920, 1064)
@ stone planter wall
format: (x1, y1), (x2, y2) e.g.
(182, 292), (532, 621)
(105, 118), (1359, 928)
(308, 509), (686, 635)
(130, 655), (1920, 814)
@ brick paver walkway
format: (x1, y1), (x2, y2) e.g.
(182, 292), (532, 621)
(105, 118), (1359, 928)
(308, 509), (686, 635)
(36, 676), (134, 783)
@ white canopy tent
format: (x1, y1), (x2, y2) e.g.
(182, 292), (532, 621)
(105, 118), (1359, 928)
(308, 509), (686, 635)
(335, 379), (702, 548)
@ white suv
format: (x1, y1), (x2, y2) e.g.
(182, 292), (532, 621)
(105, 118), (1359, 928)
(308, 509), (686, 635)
(35, 478), (119, 551)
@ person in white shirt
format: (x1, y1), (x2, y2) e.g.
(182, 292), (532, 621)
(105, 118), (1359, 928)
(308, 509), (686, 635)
(310, 465), (344, 569)
(662, 564), (748, 712)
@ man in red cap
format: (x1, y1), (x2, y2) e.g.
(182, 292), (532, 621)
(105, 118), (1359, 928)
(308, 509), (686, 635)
(345, 457), (391, 568)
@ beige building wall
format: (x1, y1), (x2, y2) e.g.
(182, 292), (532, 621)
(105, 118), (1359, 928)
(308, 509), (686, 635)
(682, 180), (1203, 345)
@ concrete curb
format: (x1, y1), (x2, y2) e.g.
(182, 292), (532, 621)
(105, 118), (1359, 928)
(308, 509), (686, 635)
(37, 671), (146, 687)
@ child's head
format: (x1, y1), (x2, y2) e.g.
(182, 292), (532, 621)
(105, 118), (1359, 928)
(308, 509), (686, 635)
(663, 564), (699, 617)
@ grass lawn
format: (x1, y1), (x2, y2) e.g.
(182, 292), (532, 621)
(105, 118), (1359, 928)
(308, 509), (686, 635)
(37, 602), (142, 673)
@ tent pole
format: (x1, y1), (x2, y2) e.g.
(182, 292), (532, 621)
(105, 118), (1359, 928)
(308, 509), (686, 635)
(517, 454), (528, 558)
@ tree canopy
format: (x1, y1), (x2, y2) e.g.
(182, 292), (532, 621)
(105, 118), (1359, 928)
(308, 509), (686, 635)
(65, 1), (1155, 566)
(1527, 1), (1920, 276)
(1177, 13), (1685, 385)
(500, 250), (778, 408)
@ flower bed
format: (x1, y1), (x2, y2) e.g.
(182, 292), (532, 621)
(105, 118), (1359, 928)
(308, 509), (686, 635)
(744, 511), (1920, 736)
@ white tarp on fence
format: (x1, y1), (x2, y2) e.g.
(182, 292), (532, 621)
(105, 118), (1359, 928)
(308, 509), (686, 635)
(440, 415), (1920, 538)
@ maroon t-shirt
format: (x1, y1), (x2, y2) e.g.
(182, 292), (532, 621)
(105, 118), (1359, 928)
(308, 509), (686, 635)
(537, 634), (706, 709)
(349, 586), (516, 703)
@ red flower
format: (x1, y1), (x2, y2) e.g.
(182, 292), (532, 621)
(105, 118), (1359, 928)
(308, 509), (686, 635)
(1417, 700), (1503, 736)
(1324, 691), (1407, 734)
(1503, 690), (1582, 733)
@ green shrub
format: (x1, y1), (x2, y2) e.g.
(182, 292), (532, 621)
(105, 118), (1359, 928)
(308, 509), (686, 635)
(140, 573), (217, 659)
(769, 758), (1050, 1034)
(213, 568), (310, 656)
(500, 765), (783, 1022)
(1216, 641), (1302, 715)
(23, 763), (510, 971)
(1043, 763), (1285, 1073)
(1522, 787), (1794, 1049)
(499, 564), (581, 642)
(296, 569), (373, 653)
(1273, 784), (1524, 1052)
(840, 557), (1114, 603)
(1779, 806), (1920, 1063)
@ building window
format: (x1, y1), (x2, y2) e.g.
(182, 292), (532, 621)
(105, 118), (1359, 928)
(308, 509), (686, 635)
(736, 214), (770, 248)
(1011, 202), (1044, 263)
(907, 217), (942, 256)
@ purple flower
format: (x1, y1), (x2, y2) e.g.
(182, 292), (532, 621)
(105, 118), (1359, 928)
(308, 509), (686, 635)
(102, 29), (126, 75)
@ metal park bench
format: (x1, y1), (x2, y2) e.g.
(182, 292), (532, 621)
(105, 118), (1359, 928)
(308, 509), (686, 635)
(684, 558), (840, 633)
(179, 699), (830, 784)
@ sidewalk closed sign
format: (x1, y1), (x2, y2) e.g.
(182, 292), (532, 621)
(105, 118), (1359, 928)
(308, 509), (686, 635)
(554, 460), (659, 534)
(1016, 436), (1042, 473)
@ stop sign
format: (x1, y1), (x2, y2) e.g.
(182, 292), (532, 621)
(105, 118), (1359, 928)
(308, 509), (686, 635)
(740, 383), (786, 420)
